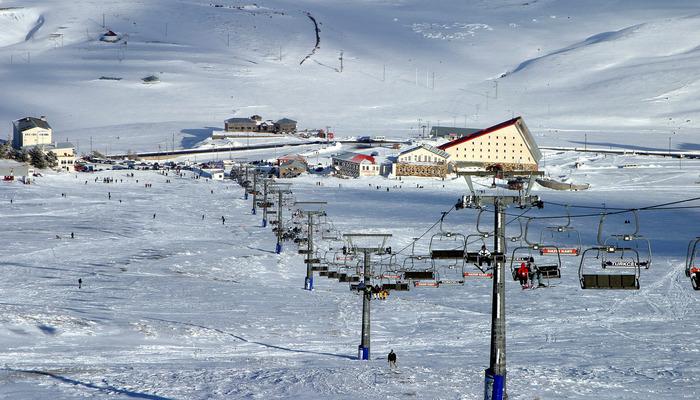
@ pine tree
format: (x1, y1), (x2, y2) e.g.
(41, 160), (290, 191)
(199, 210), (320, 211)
(45, 151), (58, 169)
(28, 146), (48, 169)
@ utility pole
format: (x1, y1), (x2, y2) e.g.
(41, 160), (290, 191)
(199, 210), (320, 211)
(457, 172), (543, 400)
(244, 165), (250, 200)
(339, 50), (344, 72)
(343, 233), (392, 360)
(382, 64), (386, 82)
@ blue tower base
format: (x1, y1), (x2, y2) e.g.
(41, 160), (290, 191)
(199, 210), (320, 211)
(244, 193), (248, 200)
(275, 243), (282, 254)
(262, 219), (267, 228)
(358, 345), (369, 360)
(252, 208), (256, 215)
(305, 276), (314, 290)
(483, 369), (504, 400)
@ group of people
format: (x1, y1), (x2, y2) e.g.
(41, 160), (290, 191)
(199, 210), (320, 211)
(358, 282), (390, 300)
(516, 257), (545, 289)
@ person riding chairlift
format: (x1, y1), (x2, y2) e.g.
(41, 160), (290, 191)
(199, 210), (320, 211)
(478, 244), (492, 267)
(517, 262), (530, 288)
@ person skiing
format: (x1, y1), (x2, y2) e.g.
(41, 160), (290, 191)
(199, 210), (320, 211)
(528, 256), (545, 287)
(478, 244), (492, 267)
(517, 262), (530, 288)
(221, 216), (226, 225)
(388, 349), (397, 368)
(78, 278), (82, 289)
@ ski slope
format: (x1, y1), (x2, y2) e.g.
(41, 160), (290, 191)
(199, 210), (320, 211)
(0, 149), (699, 399)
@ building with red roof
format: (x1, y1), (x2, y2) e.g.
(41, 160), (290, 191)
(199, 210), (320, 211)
(436, 116), (542, 171)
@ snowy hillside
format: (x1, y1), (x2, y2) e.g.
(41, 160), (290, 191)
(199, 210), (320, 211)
(1, 0), (700, 153)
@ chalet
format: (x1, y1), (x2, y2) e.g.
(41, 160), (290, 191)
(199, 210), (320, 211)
(274, 118), (297, 134)
(430, 126), (481, 140)
(332, 152), (379, 178)
(224, 117), (258, 132)
(394, 144), (450, 177)
(46, 142), (76, 172)
(277, 154), (308, 178)
(12, 116), (52, 149)
(437, 117), (542, 172)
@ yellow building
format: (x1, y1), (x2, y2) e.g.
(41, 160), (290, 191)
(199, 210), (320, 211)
(47, 142), (76, 172)
(437, 117), (541, 171)
(12, 116), (52, 149)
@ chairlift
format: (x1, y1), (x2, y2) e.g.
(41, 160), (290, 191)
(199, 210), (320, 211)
(465, 233), (493, 273)
(428, 220), (467, 285)
(377, 254), (410, 291)
(685, 237), (700, 290)
(597, 210), (652, 269)
(538, 206), (581, 256)
(509, 244), (561, 285)
(578, 246), (640, 290)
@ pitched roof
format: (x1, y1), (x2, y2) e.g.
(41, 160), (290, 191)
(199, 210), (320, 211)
(333, 151), (375, 164)
(14, 117), (51, 131)
(225, 117), (255, 123)
(430, 126), (481, 138)
(399, 144), (450, 159)
(275, 118), (297, 124)
(278, 154), (307, 163)
(437, 116), (542, 162)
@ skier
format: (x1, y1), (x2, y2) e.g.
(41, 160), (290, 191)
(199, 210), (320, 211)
(70, 232), (74, 239)
(78, 278), (82, 289)
(388, 349), (397, 368)
(517, 262), (530, 289)
(153, 213), (156, 219)
(478, 244), (492, 267)
(221, 216), (226, 225)
(528, 256), (545, 287)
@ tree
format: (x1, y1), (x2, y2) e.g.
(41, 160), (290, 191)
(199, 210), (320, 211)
(0, 141), (11, 159)
(28, 146), (48, 169)
(45, 151), (58, 169)
(13, 148), (30, 163)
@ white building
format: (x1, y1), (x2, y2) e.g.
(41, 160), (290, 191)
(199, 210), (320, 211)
(46, 142), (76, 172)
(12, 116), (52, 149)
(332, 152), (379, 178)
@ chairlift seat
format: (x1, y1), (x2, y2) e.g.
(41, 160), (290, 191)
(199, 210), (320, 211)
(464, 271), (493, 278)
(403, 270), (435, 280)
(465, 252), (480, 263)
(537, 265), (561, 279)
(327, 271), (338, 278)
(381, 283), (409, 291)
(438, 279), (464, 285)
(319, 270), (329, 276)
(580, 274), (639, 290)
(430, 249), (465, 259)
(311, 265), (328, 272)
(305, 258), (320, 264)
(298, 249), (309, 254)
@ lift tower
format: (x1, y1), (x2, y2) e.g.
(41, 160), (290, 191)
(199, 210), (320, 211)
(343, 233), (392, 360)
(295, 201), (327, 290)
(269, 182), (292, 253)
(458, 172), (542, 400)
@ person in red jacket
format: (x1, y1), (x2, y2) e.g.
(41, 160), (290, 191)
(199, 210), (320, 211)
(517, 262), (530, 288)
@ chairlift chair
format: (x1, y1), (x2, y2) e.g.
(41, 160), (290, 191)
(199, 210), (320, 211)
(685, 237), (700, 290)
(509, 244), (562, 285)
(597, 210), (652, 269)
(578, 246), (640, 290)
(429, 230), (467, 285)
(465, 233), (493, 272)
